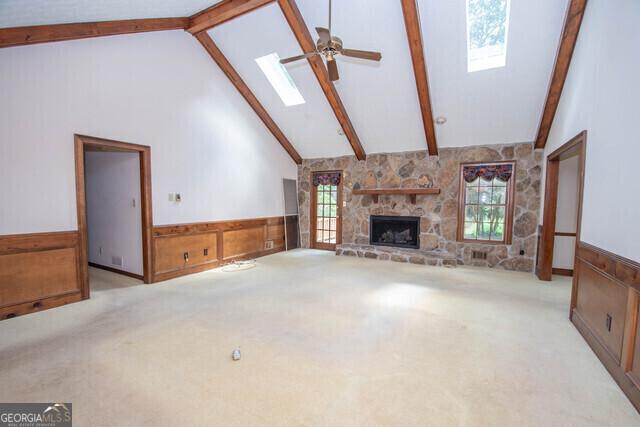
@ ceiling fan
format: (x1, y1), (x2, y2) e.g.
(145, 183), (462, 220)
(279, 0), (382, 81)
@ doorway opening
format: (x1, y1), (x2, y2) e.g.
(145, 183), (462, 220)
(74, 135), (154, 299)
(310, 171), (343, 251)
(536, 130), (586, 284)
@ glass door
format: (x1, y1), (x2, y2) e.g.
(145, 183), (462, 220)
(311, 172), (342, 251)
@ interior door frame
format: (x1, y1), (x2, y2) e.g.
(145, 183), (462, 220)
(74, 134), (154, 298)
(310, 170), (343, 251)
(536, 130), (586, 283)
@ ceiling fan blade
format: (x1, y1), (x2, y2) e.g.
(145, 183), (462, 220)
(316, 27), (331, 44)
(342, 49), (382, 61)
(280, 52), (319, 64)
(327, 58), (339, 81)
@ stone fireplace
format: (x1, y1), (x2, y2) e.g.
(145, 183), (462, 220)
(297, 142), (542, 272)
(370, 215), (420, 249)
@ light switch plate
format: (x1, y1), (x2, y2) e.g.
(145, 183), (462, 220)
(168, 193), (175, 202)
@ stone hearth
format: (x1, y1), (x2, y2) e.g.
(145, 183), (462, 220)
(336, 243), (457, 267)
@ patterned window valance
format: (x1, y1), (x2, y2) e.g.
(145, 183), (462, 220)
(463, 164), (513, 183)
(312, 172), (341, 186)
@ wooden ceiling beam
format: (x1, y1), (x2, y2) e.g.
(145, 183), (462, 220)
(0, 18), (189, 48)
(535, 0), (588, 149)
(400, 0), (438, 156)
(194, 32), (302, 164)
(277, 0), (366, 161)
(187, 0), (275, 34)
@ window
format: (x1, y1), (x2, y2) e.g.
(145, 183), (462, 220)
(457, 162), (515, 244)
(255, 52), (305, 106)
(315, 183), (338, 244)
(311, 171), (342, 250)
(466, 0), (510, 72)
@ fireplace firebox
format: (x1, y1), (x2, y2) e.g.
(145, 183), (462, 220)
(369, 215), (420, 249)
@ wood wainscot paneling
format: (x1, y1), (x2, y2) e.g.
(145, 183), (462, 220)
(572, 241), (640, 412)
(0, 231), (83, 319)
(153, 216), (285, 282)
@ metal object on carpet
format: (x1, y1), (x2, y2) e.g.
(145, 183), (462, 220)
(232, 348), (241, 361)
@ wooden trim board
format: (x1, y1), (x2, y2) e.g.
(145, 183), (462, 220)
(188, 0), (274, 34)
(88, 262), (144, 281)
(153, 216), (285, 282)
(400, 0), (438, 156)
(537, 130), (586, 281)
(534, 0), (588, 149)
(277, 0), (366, 161)
(75, 134), (154, 296)
(194, 32), (302, 164)
(0, 18), (189, 48)
(0, 231), (83, 319)
(552, 268), (573, 277)
(572, 241), (640, 412)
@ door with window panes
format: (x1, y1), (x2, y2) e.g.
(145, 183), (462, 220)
(311, 171), (342, 251)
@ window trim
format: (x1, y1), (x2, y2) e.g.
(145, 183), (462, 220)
(456, 161), (516, 245)
(310, 170), (343, 251)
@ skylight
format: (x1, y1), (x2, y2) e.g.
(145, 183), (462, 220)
(255, 53), (305, 107)
(466, 0), (511, 73)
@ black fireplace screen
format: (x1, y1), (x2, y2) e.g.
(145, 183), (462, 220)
(369, 215), (420, 249)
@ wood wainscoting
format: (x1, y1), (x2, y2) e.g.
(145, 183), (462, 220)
(572, 241), (640, 411)
(153, 216), (285, 282)
(0, 231), (84, 319)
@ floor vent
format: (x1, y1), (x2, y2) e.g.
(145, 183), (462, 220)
(472, 251), (488, 260)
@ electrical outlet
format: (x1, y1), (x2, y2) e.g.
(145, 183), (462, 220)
(98, 247), (102, 255)
(265, 240), (274, 250)
(111, 256), (123, 267)
(175, 193), (182, 202)
(183, 252), (189, 262)
(519, 249), (525, 256)
(204, 248), (208, 256)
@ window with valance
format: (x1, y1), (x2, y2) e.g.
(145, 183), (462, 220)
(457, 162), (515, 244)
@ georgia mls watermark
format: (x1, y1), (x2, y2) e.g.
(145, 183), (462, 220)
(0, 403), (72, 427)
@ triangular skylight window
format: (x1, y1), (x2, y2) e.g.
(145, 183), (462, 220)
(466, 0), (511, 72)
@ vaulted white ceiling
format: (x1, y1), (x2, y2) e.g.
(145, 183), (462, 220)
(420, 0), (568, 148)
(0, 0), (221, 27)
(0, 0), (570, 158)
(211, 0), (568, 157)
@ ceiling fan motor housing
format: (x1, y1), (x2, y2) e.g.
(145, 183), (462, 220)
(317, 36), (343, 58)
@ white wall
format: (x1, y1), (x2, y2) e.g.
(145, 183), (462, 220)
(86, 151), (143, 275)
(0, 30), (297, 235)
(541, 0), (640, 263)
(552, 155), (579, 270)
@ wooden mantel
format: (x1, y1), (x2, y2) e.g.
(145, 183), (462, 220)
(352, 188), (440, 204)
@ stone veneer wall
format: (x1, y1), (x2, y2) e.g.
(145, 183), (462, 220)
(297, 142), (542, 272)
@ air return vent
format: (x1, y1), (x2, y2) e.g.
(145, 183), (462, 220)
(472, 251), (487, 260)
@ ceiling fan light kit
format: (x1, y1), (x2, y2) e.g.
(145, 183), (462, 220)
(279, 0), (382, 81)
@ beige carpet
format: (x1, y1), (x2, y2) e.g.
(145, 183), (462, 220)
(0, 250), (638, 426)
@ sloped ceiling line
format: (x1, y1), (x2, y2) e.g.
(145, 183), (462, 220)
(535, 0), (588, 149)
(194, 31), (303, 164)
(276, 0), (367, 161)
(400, 0), (438, 156)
